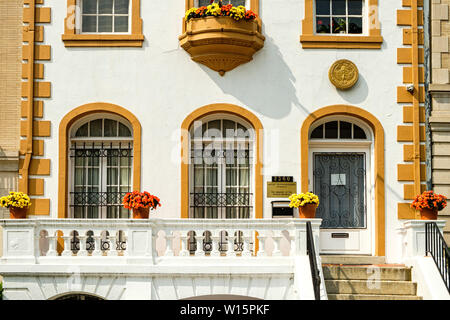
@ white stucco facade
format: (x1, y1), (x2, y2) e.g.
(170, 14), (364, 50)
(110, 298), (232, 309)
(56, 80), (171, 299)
(35, 0), (405, 260)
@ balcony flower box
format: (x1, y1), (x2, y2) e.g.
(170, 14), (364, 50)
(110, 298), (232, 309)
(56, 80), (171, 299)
(179, 11), (265, 76)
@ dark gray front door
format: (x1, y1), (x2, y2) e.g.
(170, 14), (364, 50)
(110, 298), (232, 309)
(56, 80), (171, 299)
(313, 153), (366, 229)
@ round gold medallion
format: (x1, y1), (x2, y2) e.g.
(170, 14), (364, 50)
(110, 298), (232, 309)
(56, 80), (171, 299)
(328, 59), (359, 90)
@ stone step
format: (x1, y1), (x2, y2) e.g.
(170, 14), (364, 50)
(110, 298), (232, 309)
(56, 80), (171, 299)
(325, 280), (417, 295)
(320, 255), (385, 265)
(322, 265), (412, 281)
(328, 294), (422, 300)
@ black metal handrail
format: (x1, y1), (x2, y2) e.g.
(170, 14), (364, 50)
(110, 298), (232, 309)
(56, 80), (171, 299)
(306, 221), (321, 300)
(425, 222), (450, 293)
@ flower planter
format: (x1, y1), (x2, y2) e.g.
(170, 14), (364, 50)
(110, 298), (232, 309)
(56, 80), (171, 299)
(299, 204), (318, 219)
(179, 16), (265, 76)
(9, 206), (27, 219)
(419, 208), (438, 220)
(132, 207), (150, 219)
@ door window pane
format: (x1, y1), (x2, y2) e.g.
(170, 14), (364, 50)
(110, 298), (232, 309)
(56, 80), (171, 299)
(340, 121), (352, 139)
(325, 121), (338, 138)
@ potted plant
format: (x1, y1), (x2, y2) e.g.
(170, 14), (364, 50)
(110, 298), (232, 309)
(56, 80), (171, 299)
(411, 190), (447, 220)
(122, 191), (161, 219)
(288, 192), (320, 218)
(333, 18), (346, 34)
(0, 191), (31, 219)
(179, 0), (265, 75)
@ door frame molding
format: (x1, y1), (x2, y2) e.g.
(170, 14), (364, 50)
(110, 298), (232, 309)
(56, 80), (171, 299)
(301, 105), (385, 256)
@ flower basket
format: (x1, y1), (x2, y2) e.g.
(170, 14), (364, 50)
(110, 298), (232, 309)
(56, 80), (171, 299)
(419, 208), (438, 220)
(411, 190), (447, 220)
(289, 192), (320, 219)
(122, 191), (161, 219)
(0, 192), (31, 219)
(298, 203), (318, 219)
(132, 207), (150, 219)
(179, 3), (265, 76)
(9, 206), (28, 219)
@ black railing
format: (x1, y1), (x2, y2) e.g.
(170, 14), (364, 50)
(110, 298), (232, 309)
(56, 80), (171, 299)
(425, 222), (450, 293)
(306, 221), (321, 300)
(70, 191), (130, 218)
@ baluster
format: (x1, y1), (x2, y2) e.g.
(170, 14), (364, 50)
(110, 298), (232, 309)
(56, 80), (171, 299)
(92, 234), (102, 256)
(195, 235), (205, 257)
(256, 233), (267, 257)
(241, 232), (252, 257)
(78, 235), (88, 256)
(210, 233), (221, 257)
(108, 234), (118, 256)
(180, 233), (189, 257)
(272, 233), (282, 257)
(121, 235), (128, 256)
(46, 235), (57, 257)
(227, 231), (236, 257)
(165, 232), (174, 257)
(61, 235), (72, 256)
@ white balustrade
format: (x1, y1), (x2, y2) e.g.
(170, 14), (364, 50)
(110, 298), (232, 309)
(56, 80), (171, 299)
(0, 218), (322, 263)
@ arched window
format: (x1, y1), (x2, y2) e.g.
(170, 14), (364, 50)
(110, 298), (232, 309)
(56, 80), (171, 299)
(310, 120), (368, 140)
(189, 115), (255, 219)
(70, 114), (133, 219)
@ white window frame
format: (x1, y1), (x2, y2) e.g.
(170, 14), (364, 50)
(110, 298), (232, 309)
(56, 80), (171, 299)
(76, 0), (132, 34)
(313, 0), (367, 36)
(188, 114), (255, 219)
(68, 114), (134, 219)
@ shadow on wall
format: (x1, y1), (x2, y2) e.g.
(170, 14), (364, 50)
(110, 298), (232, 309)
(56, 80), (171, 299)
(200, 35), (308, 119)
(336, 72), (369, 105)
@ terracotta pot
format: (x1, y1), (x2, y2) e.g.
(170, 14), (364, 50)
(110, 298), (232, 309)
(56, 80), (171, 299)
(9, 206), (27, 219)
(132, 207), (150, 219)
(298, 203), (318, 218)
(420, 208), (438, 220)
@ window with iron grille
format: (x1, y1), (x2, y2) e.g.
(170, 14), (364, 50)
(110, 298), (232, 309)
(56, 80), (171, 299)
(70, 117), (133, 219)
(189, 117), (254, 219)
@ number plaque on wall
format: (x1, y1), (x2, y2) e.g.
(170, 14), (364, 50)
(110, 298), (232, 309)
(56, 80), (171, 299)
(268, 177), (297, 198)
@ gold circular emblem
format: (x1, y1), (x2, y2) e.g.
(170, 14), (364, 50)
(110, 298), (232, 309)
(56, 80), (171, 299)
(328, 59), (359, 90)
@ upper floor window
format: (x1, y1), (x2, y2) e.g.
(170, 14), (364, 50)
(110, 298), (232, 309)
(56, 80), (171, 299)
(300, 0), (382, 49)
(63, 0), (144, 47)
(80, 0), (130, 33)
(315, 0), (363, 35)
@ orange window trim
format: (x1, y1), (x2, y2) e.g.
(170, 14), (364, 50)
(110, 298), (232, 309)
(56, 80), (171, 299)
(58, 103), (142, 218)
(300, 0), (383, 49)
(62, 0), (144, 47)
(300, 105), (385, 256)
(181, 103), (263, 219)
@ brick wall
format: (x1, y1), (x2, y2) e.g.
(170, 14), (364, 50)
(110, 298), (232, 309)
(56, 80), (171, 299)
(0, 0), (22, 219)
(431, 0), (450, 243)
